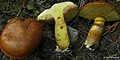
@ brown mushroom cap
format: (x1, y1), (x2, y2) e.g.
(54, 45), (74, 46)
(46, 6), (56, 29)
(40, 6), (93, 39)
(79, 1), (120, 21)
(0, 17), (43, 58)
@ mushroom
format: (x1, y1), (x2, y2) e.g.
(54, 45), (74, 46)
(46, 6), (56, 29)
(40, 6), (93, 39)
(0, 17), (43, 58)
(79, 1), (120, 50)
(37, 9), (54, 23)
(37, 2), (78, 23)
(37, 2), (78, 51)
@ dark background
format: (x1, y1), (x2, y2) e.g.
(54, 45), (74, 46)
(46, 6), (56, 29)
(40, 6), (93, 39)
(0, 0), (120, 60)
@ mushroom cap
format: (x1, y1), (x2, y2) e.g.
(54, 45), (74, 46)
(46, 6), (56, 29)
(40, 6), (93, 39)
(37, 9), (54, 23)
(0, 17), (43, 58)
(79, 1), (120, 21)
(37, 2), (78, 23)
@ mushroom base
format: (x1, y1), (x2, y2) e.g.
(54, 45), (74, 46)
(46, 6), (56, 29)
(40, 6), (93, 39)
(55, 46), (70, 52)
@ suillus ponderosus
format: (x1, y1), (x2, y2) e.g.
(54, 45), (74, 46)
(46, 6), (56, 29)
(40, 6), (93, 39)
(79, 1), (120, 51)
(37, 2), (78, 52)
(0, 17), (43, 58)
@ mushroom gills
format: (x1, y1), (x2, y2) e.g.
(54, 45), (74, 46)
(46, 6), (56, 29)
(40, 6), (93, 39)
(84, 17), (105, 51)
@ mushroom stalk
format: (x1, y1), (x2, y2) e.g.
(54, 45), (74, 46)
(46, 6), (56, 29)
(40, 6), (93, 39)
(51, 7), (70, 51)
(84, 17), (105, 50)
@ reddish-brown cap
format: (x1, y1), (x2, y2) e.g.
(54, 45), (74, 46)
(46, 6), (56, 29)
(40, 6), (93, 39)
(0, 17), (42, 58)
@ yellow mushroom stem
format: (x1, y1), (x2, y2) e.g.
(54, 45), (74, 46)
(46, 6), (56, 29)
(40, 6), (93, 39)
(51, 7), (70, 50)
(84, 17), (105, 50)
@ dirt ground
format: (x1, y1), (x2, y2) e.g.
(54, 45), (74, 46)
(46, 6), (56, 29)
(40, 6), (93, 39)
(0, 0), (120, 60)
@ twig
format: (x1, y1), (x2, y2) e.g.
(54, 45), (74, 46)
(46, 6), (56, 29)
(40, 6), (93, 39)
(103, 22), (120, 36)
(16, 8), (22, 17)
(16, 0), (26, 17)
(85, 50), (95, 60)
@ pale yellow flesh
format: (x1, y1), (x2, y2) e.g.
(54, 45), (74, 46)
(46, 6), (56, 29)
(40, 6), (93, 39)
(37, 2), (78, 51)
(37, 9), (53, 21)
(50, 4), (70, 50)
(37, 2), (78, 23)
(84, 17), (105, 50)
(54, 12), (70, 50)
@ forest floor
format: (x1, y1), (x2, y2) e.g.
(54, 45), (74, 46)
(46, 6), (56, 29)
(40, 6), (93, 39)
(0, 0), (120, 60)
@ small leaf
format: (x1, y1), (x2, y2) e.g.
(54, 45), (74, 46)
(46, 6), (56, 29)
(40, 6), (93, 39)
(34, 10), (40, 17)
(27, 0), (35, 10)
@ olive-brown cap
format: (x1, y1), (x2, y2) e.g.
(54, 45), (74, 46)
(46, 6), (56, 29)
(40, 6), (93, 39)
(79, 1), (120, 21)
